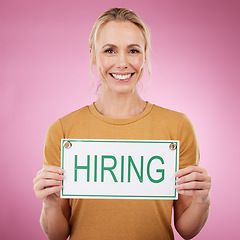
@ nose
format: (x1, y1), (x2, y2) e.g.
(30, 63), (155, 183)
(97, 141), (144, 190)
(116, 51), (128, 69)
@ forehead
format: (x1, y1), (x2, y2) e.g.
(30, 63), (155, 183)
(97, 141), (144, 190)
(96, 21), (145, 47)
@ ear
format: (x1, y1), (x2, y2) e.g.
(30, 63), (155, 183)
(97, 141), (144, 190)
(90, 48), (97, 65)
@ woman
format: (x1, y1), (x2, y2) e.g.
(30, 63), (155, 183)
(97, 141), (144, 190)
(33, 8), (211, 240)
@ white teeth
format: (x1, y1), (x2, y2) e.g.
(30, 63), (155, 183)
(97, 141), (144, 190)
(112, 73), (132, 80)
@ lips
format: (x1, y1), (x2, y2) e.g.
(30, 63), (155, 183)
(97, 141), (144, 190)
(110, 73), (135, 81)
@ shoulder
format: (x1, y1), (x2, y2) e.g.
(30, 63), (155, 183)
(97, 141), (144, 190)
(149, 104), (196, 138)
(60, 105), (90, 123)
(151, 104), (184, 119)
(46, 105), (91, 136)
(150, 105), (199, 167)
(150, 104), (187, 127)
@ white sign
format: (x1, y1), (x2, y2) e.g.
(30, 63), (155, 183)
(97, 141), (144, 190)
(61, 139), (179, 200)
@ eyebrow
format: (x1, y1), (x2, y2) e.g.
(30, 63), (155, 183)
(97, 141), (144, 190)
(102, 43), (141, 49)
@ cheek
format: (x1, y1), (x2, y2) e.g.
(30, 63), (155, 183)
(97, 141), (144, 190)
(132, 56), (145, 71)
(98, 55), (112, 73)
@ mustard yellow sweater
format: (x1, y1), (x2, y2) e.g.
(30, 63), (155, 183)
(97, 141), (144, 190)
(44, 102), (199, 240)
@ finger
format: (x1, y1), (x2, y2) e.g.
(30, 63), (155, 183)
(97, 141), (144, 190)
(34, 171), (64, 184)
(42, 165), (64, 174)
(175, 166), (206, 178)
(36, 167), (59, 177)
(36, 185), (63, 200)
(176, 189), (208, 198)
(34, 179), (62, 194)
(176, 172), (208, 185)
(175, 181), (209, 191)
(36, 166), (63, 177)
(35, 166), (63, 184)
(35, 179), (63, 191)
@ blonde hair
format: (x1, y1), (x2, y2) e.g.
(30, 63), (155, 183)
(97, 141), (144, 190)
(89, 8), (152, 86)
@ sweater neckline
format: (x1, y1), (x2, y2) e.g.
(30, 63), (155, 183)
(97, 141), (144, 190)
(88, 101), (153, 125)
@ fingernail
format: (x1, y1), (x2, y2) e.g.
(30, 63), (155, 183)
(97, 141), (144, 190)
(174, 173), (179, 177)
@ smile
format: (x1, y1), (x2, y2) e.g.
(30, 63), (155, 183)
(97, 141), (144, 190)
(110, 73), (134, 81)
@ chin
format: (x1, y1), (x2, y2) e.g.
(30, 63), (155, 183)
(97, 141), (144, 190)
(111, 85), (137, 95)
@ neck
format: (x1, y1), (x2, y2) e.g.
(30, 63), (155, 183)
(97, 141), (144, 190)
(94, 90), (146, 119)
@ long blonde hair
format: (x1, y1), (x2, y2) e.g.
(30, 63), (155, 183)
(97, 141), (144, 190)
(89, 8), (152, 86)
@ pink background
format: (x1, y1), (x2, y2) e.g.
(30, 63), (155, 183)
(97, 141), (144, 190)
(1, 0), (240, 239)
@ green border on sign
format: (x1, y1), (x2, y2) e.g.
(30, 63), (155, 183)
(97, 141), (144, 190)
(61, 139), (179, 199)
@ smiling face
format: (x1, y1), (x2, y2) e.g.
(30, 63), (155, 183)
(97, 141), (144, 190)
(94, 21), (146, 95)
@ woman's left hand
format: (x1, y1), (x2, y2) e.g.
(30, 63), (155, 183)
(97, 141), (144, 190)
(175, 166), (211, 204)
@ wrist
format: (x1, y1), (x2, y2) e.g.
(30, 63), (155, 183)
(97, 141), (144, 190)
(192, 195), (211, 210)
(42, 201), (62, 213)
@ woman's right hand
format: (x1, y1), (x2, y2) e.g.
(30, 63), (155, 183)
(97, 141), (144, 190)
(33, 165), (64, 208)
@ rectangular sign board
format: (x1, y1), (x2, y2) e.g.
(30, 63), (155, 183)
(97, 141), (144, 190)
(61, 139), (179, 200)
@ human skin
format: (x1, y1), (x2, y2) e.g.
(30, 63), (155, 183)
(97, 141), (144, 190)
(94, 22), (211, 238)
(93, 21), (147, 119)
(95, 21), (145, 96)
(33, 165), (70, 240)
(33, 20), (211, 240)
(174, 166), (211, 239)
